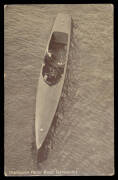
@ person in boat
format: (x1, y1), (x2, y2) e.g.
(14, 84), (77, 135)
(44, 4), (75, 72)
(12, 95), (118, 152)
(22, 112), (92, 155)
(44, 51), (55, 64)
(43, 54), (56, 84)
(43, 50), (64, 85)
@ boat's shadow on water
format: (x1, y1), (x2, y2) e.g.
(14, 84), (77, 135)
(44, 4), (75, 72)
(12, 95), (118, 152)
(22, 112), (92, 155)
(32, 19), (77, 167)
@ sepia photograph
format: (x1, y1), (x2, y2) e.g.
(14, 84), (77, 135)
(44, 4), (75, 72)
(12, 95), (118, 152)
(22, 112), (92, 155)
(4, 4), (114, 176)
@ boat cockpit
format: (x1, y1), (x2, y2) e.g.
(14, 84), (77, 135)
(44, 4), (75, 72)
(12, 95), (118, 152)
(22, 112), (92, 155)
(42, 31), (68, 86)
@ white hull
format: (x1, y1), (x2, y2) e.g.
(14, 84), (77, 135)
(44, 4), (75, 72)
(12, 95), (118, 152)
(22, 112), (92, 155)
(35, 13), (71, 150)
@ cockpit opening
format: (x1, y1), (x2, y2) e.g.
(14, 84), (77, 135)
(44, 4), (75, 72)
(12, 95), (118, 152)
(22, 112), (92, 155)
(42, 31), (68, 86)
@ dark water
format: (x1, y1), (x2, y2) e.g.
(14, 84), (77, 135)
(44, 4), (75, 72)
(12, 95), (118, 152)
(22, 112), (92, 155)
(4, 4), (114, 176)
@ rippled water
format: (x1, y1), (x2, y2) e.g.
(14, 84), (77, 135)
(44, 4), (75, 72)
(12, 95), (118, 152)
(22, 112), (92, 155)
(4, 4), (114, 176)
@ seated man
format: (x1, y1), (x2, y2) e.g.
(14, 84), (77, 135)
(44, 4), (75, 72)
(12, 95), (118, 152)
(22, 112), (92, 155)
(45, 51), (56, 65)
(43, 63), (61, 86)
(43, 51), (64, 85)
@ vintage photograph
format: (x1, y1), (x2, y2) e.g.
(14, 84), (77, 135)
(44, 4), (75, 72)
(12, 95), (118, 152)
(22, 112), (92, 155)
(4, 4), (114, 176)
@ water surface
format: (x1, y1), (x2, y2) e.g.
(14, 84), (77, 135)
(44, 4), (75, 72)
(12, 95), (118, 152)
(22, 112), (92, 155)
(4, 4), (114, 176)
